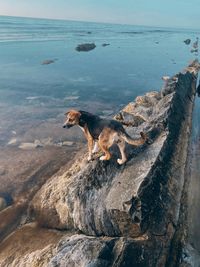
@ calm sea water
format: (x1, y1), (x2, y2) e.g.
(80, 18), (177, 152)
(0, 15), (199, 145)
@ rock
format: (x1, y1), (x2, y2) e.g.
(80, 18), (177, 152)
(0, 197), (7, 212)
(191, 48), (198, 53)
(0, 167), (6, 176)
(184, 39), (191, 45)
(41, 60), (55, 65)
(75, 43), (96, 52)
(34, 140), (44, 147)
(101, 110), (114, 116)
(102, 43), (110, 47)
(49, 234), (115, 267)
(192, 38), (199, 49)
(57, 141), (74, 147)
(40, 137), (53, 146)
(18, 142), (42, 150)
(48, 234), (155, 267)
(27, 62), (199, 266)
(7, 138), (17, 145)
(197, 83), (200, 97)
(64, 96), (80, 101)
(161, 75), (179, 97)
(26, 96), (40, 100)
(0, 224), (64, 267)
(162, 76), (170, 81)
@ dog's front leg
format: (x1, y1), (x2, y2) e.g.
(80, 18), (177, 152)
(87, 136), (94, 162)
(92, 141), (99, 154)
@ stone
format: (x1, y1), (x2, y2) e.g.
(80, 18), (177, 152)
(184, 39), (191, 45)
(41, 60), (55, 65)
(102, 43), (110, 47)
(18, 142), (42, 150)
(75, 43), (96, 52)
(7, 138), (17, 145)
(191, 48), (198, 53)
(61, 141), (74, 146)
(0, 167), (6, 176)
(64, 96), (80, 101)
(197, 83), (200, 97)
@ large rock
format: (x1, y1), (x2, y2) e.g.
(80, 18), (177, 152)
(0, 61), (199, 266)
(75, 43), (96, 52)
(30, 69), (195, 237)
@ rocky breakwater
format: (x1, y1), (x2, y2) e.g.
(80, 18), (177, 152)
(0, 61), (199, 267)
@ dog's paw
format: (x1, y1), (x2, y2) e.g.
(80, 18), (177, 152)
(117, 158), (126, 165)
(100, 155), (107, 161)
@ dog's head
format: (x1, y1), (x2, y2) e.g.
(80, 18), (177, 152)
(63, 110), (81, 128)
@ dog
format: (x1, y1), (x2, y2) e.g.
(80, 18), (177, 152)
(63, 110), (148, 165)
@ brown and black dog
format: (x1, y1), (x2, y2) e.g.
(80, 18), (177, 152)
(63, 110), (148, 164)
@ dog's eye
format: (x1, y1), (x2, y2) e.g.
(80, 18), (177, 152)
(68, 118), (73, 122)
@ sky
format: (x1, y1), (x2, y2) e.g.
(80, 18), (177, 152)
(0, 0), (200, 29)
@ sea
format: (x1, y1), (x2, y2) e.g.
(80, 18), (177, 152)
(0, 15), (199, 146)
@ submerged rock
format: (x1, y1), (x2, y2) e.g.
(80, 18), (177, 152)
(184, 39), (191, 45)
(41, 60), (55, 65)
(18, 142), (43, 150)
(57, 141), (74, 147)
(75, 43), (96, 52)
(7, 138), (18, 145)
(102, 43), (110, 47)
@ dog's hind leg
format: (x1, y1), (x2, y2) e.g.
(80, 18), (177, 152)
(117, 139), (127, 165)
(99, 144), (111, 161)
(98, 133), (112, 161)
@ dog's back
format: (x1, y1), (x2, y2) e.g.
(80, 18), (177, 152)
(79, 111), (125, 140)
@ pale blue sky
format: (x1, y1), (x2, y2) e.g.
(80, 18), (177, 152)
(0, 0), (199, 28)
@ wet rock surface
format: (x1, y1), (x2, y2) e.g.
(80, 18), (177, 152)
(0, 61), (199, 266)
(76, 43), (96, 52)
(41, 59), (56, 65)
(184, 39), (191, 45)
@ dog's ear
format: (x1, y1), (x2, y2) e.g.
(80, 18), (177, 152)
(64, 111), (69, 116)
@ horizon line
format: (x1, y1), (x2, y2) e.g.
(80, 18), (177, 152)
(0, 14), (200, 31)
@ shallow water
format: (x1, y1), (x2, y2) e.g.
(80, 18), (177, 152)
(0, 16), (199, 147)
(0, 16), (199, 162)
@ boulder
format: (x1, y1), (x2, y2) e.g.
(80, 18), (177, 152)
(76, 43), (96, 52)
(184, 39), (191, 45)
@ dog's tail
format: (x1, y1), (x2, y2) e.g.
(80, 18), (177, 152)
(120, 131), (148, 146)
